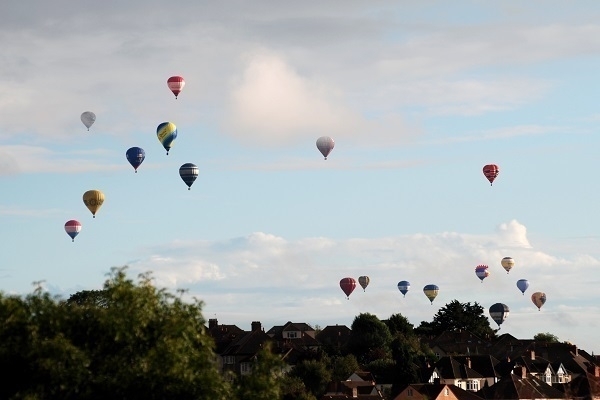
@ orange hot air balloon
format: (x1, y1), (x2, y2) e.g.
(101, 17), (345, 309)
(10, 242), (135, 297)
(483, 164), (499, 185)
(531, 292), (546, 311)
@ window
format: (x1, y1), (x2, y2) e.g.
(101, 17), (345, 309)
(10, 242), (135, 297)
(407, 388), (413, 397)
(224, 356), (235, 364)
(286, 331), (298, 338)
(466, 380), (479, 391)
(241, 363), (252, 374)
(543, 373), (551, 384)
(444, 388), (449, 396)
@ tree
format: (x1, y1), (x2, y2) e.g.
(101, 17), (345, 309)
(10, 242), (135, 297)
(289, 358), (332, 398)
(534, 332), (560, 343)
(346, 313), (393, 364)
(384, 313), (414, 337)
(329, 354), (360, 382)
(0, 267), (231, 400)
(415, 300), (495, 339)
(234, 342), (286, 400)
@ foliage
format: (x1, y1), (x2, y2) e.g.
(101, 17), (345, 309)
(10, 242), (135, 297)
(288, 358), (332, 398)
(234, 342), (286, 400)
(329, 354), (360, 382)
(534, 332), (560, 343)
(280, 375), (317, 400)
(346, 313), (393, 364)
(415, 300), (495, 339)
(384, 313), (414, 337)
(0, 267), (230, 400)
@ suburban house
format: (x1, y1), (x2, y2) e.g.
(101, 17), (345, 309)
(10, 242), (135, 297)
(218, 321), (272, 378)
(424, 330), (492, 358)
(477, 365), (567, 399)
(317, 324), (352, 354)
(322, 371), (385, 399)
(427, 355), (502, 392)
(394, 383), (484, 400)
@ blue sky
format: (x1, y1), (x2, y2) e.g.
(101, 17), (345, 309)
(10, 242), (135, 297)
(1, 1), (600, 354)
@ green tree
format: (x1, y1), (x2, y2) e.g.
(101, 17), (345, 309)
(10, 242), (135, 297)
(384, 313), (414, 337)
(234, 342), (286, 400)
(346, 313), (393, 364)
(280, 375), (317, 400)
(0, 267), (230, 400)
(534, 332), (560, 343)
(289, 358), (332, 398)
(415, 300), (495, 339)
(329, 354), (360, 382)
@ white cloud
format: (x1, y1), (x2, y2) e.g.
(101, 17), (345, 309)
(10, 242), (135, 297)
(124, 220), (600, 353)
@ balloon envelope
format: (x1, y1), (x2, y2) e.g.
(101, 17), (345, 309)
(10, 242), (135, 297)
(167, 76), (185, 99)
(179, 163), (199, 190)
(501, 257), (514, 273)
(340, 277), (357, 299)
(475, 265), (490, 282)
(423, 284), (439, 304)
(483, 164), (499, 185)
(126, 147), (145, 172)
(81, 111), (96, 130)
(397, 280), (410, 297)
(83, 190), (105, 218)
(531, 292), (547, 310)
(64, 220), (82, 242)
(358, 276), (370, 291)
(489, 303), (509, 328)
(516, 279), (529, 295)
(316, 136), (335, 160)
(157, 122), (177, 155)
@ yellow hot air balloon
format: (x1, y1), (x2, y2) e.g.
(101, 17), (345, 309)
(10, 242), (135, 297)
(501, 257), (515, 274)
(83, 190), (105, 218)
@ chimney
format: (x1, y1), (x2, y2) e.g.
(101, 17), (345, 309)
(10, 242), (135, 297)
(465, 357), (471, 369)
(520, 366), (527, 379)
(530, 350), (535, 360)
(596, 366), (600, 378)
(209, 318), (217, 329)
(251, 321), (262, 332)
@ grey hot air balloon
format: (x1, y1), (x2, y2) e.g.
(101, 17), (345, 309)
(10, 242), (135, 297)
(81, 111), (96, 131)
(316, 136), (335, 160)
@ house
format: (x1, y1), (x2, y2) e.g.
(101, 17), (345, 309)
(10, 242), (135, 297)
(317, 324), (352, 355)
(219, 321), (273, 377)
(477, 365), (566, 399)
(322, 371), (385, 399)
(423, 330), (491, 358)
(427, 355), (502, 392)
(206, 318), (246, 373)
(394, 383), (484, 400)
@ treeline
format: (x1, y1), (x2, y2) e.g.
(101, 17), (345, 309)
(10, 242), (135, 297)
(0, 267), (556, 400)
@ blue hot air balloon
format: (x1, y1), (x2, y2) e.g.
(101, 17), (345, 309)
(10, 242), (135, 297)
(179, 163), (198, 190)
(516, 279), (529, 295)
(397, 281), (410, 297)
(126, 147), (145, 173)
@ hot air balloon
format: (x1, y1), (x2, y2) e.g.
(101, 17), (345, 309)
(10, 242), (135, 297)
(167, 76), (185, 99)
(531, 292), (546, 310)
(81, 111), (96, 131)
(126, 147), (145, 173)
(483, 164), (499, 186)
(516, 279), (529, 295)
(340, 277), (357, 299)
(397, 281), (410, 297)
(157, 122), (177, 155)
(358, 276), (370, 292)
(423, 284), (439, 304)
(179, 163), (199, 190)
(475, 265), (490, 282)
(501, 257), (514, 274)
(489, 303), (509, 329)
(316, 136), (335, 160)
(83, 190), (105, 218)
(64, 220), (82, 242)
